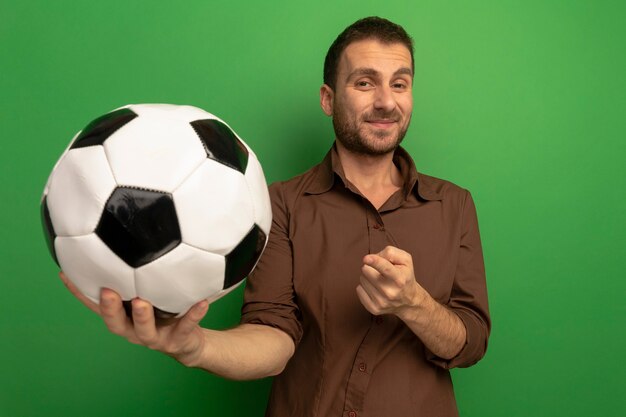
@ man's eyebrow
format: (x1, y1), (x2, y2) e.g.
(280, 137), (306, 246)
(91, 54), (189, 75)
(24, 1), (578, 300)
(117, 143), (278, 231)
(394, 67), (413, 77)
(348, 67), (380, 79)
(347, 67), (413, 79)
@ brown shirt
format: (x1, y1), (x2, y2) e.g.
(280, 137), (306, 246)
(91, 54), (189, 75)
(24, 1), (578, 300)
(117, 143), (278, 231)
(241, 145), (490, 417)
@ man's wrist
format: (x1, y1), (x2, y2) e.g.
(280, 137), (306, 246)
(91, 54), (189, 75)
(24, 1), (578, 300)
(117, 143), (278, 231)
(171, 329), (208, 368)
(395, 286), (433, 324)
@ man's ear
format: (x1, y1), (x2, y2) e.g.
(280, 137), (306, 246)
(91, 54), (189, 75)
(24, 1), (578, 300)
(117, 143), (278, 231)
(320, 84), (334, 116)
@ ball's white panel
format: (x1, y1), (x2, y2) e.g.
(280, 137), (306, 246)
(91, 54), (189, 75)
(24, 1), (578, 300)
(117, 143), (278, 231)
(135, 243), (226, 315)
(56, 234), (136, 303)
(128, 104), (220, 124)
(42, 131), (81, 199)
(46, 146), (117, 236)
(244, 152), (272, 235)
(174, 159), (255, 255)
(104, 114), (206, 193)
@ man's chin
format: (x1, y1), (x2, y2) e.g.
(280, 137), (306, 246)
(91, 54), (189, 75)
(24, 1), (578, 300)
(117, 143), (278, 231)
(366, 143), (400, 156)
(340, 137), (400, 156)
(362, 133), (402, 152)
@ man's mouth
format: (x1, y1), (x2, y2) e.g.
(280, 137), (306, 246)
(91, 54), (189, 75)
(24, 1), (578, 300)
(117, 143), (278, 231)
(366, 119), (397, 128)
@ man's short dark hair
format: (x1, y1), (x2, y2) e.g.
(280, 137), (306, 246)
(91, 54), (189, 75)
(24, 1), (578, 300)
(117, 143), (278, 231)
(323, 16), (415, 90)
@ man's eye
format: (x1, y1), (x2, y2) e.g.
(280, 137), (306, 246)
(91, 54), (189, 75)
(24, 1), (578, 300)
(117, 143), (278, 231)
(393, 83), (407, 89)
(356, 81), (371, 87)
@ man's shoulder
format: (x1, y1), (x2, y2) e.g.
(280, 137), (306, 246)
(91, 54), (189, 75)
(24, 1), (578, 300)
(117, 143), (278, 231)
(267, 162), (325, 206)
(416, 171), (471, 202)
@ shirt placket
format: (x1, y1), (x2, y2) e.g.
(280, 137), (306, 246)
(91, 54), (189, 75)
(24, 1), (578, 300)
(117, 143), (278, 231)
(343, 207), (391, 417)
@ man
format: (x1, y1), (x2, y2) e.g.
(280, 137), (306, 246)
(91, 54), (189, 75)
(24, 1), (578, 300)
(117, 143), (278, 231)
(62, 16), (490, 417)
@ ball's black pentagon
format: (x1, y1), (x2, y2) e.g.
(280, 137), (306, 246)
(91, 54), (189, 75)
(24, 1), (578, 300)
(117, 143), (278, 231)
(224, 224), (267, 289)
(41, 196), (59, 266)
(190, 119), (249, 173)
(70, 108), (137, 150)
(96, 187), (181, 268)
(122, 300), (177, 321)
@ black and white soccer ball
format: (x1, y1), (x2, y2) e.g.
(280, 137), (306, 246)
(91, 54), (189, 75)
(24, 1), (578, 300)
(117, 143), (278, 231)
(41, 104), (272, 318)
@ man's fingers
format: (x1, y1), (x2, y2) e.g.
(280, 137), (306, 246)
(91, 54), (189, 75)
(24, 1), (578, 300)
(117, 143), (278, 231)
(59, 271), (101, 314)
(175, 300), (209, 338)
(363, 254), (398, 280)
(361, 263), (382, 282)
(131, 299), (159, 347)
(377, 246), (412, 267)
(356, 285), (379, 315)
(100, 288), (134, 337)
(359, 267), (386, 300)
(62, 272), (210, 354)
(361, 265), (405, 308)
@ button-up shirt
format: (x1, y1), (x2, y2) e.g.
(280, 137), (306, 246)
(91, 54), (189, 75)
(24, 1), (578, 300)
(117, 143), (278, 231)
(241, 145), (490, 417)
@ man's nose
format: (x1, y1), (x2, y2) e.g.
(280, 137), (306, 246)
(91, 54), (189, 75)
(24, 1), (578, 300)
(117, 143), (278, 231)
(373, 85), (396, 113)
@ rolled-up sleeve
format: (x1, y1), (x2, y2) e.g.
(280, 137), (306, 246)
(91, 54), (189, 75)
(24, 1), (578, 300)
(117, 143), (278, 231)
(240, 182), (303, 347)
(426, 190), (491, 369)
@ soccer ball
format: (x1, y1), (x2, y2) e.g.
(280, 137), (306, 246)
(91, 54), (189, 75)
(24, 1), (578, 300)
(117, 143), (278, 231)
(41, 104), (272, 318)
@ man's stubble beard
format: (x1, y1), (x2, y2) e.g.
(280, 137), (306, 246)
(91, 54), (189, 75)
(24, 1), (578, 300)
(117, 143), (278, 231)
(332, 106), (411, 156)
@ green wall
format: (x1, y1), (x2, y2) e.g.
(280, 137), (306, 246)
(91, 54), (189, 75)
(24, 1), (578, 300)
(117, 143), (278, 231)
(1, 1), (624, 416)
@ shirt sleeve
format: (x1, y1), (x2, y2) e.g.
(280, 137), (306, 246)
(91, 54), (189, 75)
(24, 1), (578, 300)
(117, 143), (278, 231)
(426, 190), (491, 369)
(239, 181), (303, 347)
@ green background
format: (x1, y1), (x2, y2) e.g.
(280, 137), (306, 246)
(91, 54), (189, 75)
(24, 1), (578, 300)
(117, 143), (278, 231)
(1, 1), (624, 416)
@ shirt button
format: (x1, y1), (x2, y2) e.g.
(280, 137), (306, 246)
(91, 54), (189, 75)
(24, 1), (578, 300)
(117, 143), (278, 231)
(358, 362), (367, 372)
(349, 411), (357, 417)
(372, 224), (380, 229)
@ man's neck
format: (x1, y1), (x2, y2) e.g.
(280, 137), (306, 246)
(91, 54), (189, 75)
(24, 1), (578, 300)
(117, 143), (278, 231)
(335, 140), (403, 206)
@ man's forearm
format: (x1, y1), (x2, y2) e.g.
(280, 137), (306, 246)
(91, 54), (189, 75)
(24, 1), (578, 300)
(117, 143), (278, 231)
(397, 294), (466, 360)
(178, 323), (295, 380)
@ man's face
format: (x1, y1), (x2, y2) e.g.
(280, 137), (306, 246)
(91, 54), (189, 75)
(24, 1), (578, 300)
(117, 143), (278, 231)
(324, 39), (414, 156)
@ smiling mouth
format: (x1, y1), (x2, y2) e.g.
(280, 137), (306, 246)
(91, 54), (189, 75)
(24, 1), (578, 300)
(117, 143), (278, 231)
(366, 120), (397, 128)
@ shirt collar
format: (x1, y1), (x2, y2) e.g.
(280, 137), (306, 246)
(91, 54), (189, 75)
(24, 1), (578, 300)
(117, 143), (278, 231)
(304, 144), (443, 201)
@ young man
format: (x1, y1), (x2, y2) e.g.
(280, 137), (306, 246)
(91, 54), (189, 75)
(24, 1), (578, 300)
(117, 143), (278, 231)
(62, 16), (490, 417)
